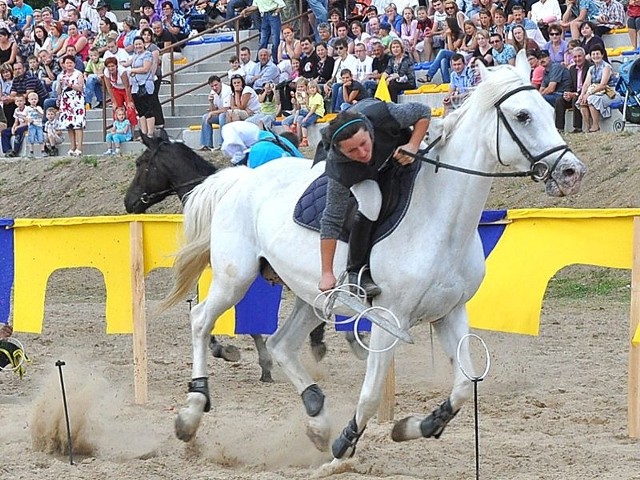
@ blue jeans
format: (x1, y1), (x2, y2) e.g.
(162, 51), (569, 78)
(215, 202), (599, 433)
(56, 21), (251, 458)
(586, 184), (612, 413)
(200, 112), (226, 147)
(259, 11), (281, 61)
(427, 49), (454, 83)
(307, 0), (327, 41)
(330, 82), (343, 112)
(84, 74), (103, 105)
(226, 0), (261, 29)
(2, 124), (27, 154)
(542, 92), (562, 107)
(363, 79), (378, 97)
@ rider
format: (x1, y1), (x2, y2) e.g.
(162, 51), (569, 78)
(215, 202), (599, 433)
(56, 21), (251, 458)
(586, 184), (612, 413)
(318, 99), (431, 297)
(221, 122), (303, 167)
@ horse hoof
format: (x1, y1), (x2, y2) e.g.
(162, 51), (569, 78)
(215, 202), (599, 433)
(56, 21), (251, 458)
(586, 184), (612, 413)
(174, 393), (207, 442)
(306, 414), (331, 452)
(311, 342), (327, 362)
(211, 344), (241, 362)
(391, 416), (422, 442)
(259, 371), (274, 383)
(175, 410), (198, 442)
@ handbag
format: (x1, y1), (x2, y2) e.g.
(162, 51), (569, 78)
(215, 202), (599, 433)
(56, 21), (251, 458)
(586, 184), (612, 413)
(604, 86), (617, 99)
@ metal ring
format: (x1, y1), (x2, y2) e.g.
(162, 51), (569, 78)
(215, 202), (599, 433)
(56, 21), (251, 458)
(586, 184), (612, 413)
(456, 333), (491, 381)
(312, 283), (367, 325)
(353, 306), (400, 354)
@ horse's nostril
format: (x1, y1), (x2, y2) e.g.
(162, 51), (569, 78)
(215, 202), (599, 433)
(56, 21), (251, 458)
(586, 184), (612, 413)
(563, 168), (575, 177)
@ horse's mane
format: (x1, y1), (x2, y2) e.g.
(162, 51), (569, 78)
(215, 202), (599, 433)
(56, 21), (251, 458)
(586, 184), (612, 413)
(442, 65), (528, 141)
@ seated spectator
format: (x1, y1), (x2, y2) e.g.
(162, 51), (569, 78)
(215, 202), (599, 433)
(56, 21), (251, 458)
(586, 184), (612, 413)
(473, 29), (495, 66)
(103, 37), (130, 66)
(2, 93), (27, 157)
(527, 49), (544, 88)
(324, 38), (357, 111)
(187, 0), (224, 32)
(414, 6), (432, 61)
(0, 28), (17, 66)
(199, 74), (230, 151)
(529, 0), (561, 40)
(152, 20), (182, 80)
(490, 32), (516, 65)
(227, 55), (245, 79)
(315, 41), (334, 86)
(538, 49), (571, 106)
(247, 80), (279, 129)
(282, 78), (323, 147)
(490, 8), (509, 40)
(363, 40), (388, 96)
(421, 18), (463, 83)
(350, 21), (371, 47)
(278, 23), (301, 65)
(239, 46), (256, 75)
(561, 0), (601, 40)
(67, 8), (93, 39)
(543, 23), (568, 64)
(378, 22), (397, 49)
(160, 1), (191, 42)
(382, 3), (402, 33)
(399, 6), (419, 62)
(61, 44), (86, 72)
(227, 74), (260, 122)
(384, 39), (415, 102)
(65, 22), (89, 61)
(555, 46), (591, 132)
(509, 24), (539, 55)
(92, 18), (118, 56)
(508, 5), (546, 48)
(577, 43), (620, 132)
(104, 106), (133, 155)
(84, 47), (104, 108)
(579, 21), (608, 62)
(564, 38), (582, 65)
(443, 53), (474, 115)
(79, 0), (101, 35)
(141, 0), (162, 24)
(49, 22), (68, 58)
(329, 22), (355, 55)
(337, 68), (369, 111)
(117, 16), (138, 55)
(353, 42), (372, 83)
(592, 0), (625, 36)
(11, 0), (33, 33)
(316, 23), (333, 55)
(246, 48), (279, 91)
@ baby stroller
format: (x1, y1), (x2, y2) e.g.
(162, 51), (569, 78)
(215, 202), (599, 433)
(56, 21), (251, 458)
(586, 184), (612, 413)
(613, 57), (640, 132)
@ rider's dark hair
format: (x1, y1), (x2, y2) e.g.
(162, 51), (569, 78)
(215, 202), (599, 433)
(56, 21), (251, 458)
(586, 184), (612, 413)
(322, 110), (372, 151)
(280, 131), (300, 148)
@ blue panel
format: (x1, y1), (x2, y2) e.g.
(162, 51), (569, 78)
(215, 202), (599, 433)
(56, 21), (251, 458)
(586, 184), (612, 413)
(0, 218), (14, 325)
(235, 276), (283, 335)
(478, 210), (507, 258)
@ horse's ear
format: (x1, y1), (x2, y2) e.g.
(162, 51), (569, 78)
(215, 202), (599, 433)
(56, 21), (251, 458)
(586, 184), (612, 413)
(514, 49), (531, 84)
(157, 128), (170, 142)
(476, 59), (490, 83)
(140, 132), (154, 148)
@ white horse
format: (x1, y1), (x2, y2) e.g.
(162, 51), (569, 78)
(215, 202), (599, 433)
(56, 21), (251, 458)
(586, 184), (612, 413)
(162, 55), (586, 462)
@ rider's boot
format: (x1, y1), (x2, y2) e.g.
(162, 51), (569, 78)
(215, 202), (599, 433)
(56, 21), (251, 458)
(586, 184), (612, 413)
(346, 211), (381, 298)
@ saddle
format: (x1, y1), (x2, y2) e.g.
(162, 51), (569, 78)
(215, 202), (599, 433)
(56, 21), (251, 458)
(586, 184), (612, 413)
(293, 160), (422, 244)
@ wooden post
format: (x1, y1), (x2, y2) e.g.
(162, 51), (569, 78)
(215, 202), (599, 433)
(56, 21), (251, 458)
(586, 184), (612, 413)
(629, 217), (640, 437)
(377, 357), (395, 422)
(130, 221), (148, 405)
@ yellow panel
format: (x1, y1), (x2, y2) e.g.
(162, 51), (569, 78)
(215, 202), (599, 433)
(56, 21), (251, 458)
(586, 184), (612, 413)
(197, 267), (236, 336)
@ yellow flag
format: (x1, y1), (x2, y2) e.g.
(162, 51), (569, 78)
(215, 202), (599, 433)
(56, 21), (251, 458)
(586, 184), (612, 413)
(374, 79), (392, 103)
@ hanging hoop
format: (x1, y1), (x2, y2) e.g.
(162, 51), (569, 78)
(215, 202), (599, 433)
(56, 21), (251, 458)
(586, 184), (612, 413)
(456, 333), (491, 381)
(353, 306), (400, 354)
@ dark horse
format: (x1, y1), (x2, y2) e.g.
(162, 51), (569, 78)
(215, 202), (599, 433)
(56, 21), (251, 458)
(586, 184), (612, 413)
(124, 131), (345, 381)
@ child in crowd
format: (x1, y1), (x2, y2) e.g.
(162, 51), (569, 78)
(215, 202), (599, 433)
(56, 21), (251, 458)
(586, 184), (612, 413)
(281, 78), (323, 147)
(564, 39), (582, 66)
(400, 7), (419, 62)
(2, 94), (28, 157)
(379, 22), (394, 49)
(247, 81), (279, 129)
(104, 106), (133, 155)
(85, 47), (105, 108)
(228, 55), (245, 80)
(415, 6), (433, 61)
(25, 92), (45, 157)
(44, 107), (64, 156)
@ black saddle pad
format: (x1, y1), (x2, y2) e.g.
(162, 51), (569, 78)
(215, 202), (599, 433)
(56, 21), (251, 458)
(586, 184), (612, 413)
(293, 161), (422, 245)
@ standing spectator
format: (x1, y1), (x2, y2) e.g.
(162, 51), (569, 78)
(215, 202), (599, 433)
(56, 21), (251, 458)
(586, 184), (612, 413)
(577, 43), (620, 132)
(490, 32), (516, 65)
(43, 106), (63, 155)
(555, 46), (591, 132)
(384, 38), (415, 102)
(246, 48), (279, 91)
(199, 74), (231, 151)
(2, 93), (27, 156)
(126, 37), (156, 136)
(57, 54), (85, 156)
(629, 0), (640, 51)
(103, 56), (133, 116)
(538, 49), (571, 106)
(84, 47), (104, 108)
(140, 26), (164, 129)
(254, 0), (285, 62)
(225, 0), (260, 31)
(11, 0), (33, 33)
(24, 91), (44, 157)
(0, 28), (17, 66)
(593, 0), (625, 37)
(104, 106), (132, 155)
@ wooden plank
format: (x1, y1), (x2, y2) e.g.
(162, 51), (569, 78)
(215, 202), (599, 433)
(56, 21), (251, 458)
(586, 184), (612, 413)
(629, 217), (640, 437)
(130, 221), (148, 405)
(377, 357), (395, 423)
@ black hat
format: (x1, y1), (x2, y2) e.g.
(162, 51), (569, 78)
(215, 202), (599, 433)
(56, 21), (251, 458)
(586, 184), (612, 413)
(141, 0), (154, 8)
(96, 0), (109, 9)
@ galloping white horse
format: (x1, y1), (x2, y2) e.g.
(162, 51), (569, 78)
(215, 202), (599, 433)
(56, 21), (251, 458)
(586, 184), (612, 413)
(162, 54), (586, 462)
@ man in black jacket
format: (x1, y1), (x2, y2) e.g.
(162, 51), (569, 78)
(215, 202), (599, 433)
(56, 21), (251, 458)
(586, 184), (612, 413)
(555, 46), (592, 133)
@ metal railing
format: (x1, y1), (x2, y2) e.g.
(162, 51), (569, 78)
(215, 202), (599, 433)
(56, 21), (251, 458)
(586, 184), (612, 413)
(101, 5), (311, 138)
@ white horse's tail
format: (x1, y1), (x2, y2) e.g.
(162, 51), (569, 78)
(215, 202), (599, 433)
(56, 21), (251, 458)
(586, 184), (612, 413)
(162, 167), (250, 310)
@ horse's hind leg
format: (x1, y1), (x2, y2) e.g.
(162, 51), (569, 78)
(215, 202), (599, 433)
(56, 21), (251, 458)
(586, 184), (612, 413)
(267, 297), (331, 452)
(209, 335), (241, 362)
(391, 305), (473, 442)
(175, 266), (258, 442)
(250, 334), (273, 382)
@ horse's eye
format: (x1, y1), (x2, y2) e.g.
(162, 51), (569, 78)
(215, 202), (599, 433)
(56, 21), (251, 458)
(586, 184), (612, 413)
(515, 110), (530, 123)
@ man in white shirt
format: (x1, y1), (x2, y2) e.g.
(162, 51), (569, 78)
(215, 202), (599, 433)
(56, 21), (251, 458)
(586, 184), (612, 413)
(324, 38), (358, 112)
(102, 39), (130, 66)
(200, 74), (232, 151)
(353, 42), (373, 83)
(239, 47), (257, 76)
(80, 0), (101, 35)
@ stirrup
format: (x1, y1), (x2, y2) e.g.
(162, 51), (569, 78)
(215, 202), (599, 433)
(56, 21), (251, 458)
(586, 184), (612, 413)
(347, 266), (381, 298)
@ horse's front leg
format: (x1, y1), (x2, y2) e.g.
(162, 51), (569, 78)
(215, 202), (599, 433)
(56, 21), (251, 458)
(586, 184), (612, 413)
(392, 305), (473, 442)
(267, 297), (331, 452)
(331, 323), (399, 461)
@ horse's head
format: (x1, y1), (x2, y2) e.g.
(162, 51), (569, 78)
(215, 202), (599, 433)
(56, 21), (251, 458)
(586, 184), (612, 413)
(125, 131), (175, 213)
(124, 130), (218, 213)
(452, 51), (586, 197)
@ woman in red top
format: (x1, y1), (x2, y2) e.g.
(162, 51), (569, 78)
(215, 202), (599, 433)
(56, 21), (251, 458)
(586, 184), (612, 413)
(628, 0), (640, 50)
(65, 22), (89, 61)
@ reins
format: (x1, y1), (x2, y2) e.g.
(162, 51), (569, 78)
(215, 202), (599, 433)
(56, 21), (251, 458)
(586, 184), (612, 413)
(141, 177), (208, 204)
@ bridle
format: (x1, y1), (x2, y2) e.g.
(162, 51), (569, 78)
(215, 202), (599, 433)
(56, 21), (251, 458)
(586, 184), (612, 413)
(405, 84), (572, 182)
(138, 140), (208, 204)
